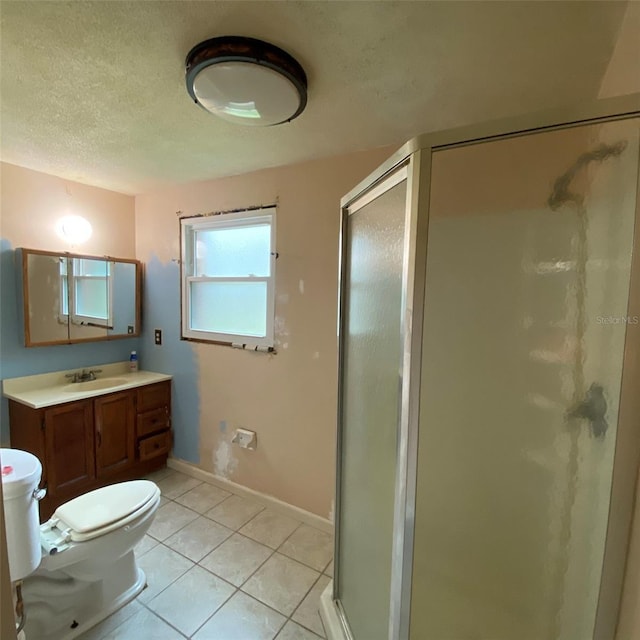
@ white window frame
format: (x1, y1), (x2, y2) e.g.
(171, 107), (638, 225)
(180, 207), (276, 347)
(59, 257), (114, 329)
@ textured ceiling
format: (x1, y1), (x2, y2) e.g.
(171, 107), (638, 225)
(0, 1), (631, 195)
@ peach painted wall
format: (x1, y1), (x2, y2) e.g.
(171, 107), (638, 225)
(0, 162), (135, 257)
(135, 146), (393, 518)
(0, 162), (138, 445)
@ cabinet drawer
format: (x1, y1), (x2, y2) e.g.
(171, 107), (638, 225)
(138, 431), (171, 461)
(137, 407), (170, 438)
(137, 380), (171, 413)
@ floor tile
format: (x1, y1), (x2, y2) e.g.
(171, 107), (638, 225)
(200, 533), (272, 587)
(100, 607), (184, 639)
(276, 620), (322, 640)
(76, 598), (144, 639)
(175, 482), (230, 513)
(192, 591), (285, 640)
(156, 471), (202, 499)
(164, 516), (233, 562)
(137, 544), (193, 603)
(292, 574), (331, 637)
(324, 559), (334, 578)
(279, 524), (333, 571)
(239, 508), (300, 549)
(147, 565), (235, 637)
(242, 553), (319, 616)
(144, 466), (175, 483)
(135, 534), (159, 557)
(205, 494), (265, 530)
(147, 502), (199, 541)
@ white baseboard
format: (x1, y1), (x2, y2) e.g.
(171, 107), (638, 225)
(320, 580), (350, 640)
(167, 457), (334, 535)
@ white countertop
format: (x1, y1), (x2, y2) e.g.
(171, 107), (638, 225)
(2, 362), (172, 409)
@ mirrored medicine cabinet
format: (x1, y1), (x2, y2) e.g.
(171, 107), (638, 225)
(18, 248), (142, 347)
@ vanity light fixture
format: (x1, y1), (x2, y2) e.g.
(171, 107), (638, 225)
(185, 36), (307, 126)
(55, 215), (92, 245)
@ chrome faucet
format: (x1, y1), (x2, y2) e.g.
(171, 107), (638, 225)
(65, 369), (102, 383)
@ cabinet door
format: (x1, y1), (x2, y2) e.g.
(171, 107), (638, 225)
(44, 400), (95, 498)
(95, 390), (135, 479)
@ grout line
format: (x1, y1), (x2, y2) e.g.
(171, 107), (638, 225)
(204, 497), (266, 530)
(235, 555), (327, 638)
(287, 571), (327, 632)
(145, 580), (238, 639)
(149, 498), (276, 590)
(137, 561), (193, 609)
(138, 470), (330, 639)
(186, 585), (240, 638)
(174, 487), (235, 514)
(223, 537), (278, 590)
(274, 523), (335, 573)
(138, 600), (189, 638)
(238, 517), (301, 552)
(235, 591), (290, 629)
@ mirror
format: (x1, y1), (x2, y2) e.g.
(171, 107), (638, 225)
(19, 248), (141, 347)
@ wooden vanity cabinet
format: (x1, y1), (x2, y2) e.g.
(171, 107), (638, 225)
(135, 380), (172, 461)
(94, 391), (136, 479)
(8, 380), (172, 521)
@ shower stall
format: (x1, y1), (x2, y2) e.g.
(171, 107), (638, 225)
(321, 95), (640, 640)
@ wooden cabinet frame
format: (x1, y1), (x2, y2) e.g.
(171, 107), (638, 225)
(9, 381), (172, 520)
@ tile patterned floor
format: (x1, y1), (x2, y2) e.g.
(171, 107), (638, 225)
(77, 468), (333, 640)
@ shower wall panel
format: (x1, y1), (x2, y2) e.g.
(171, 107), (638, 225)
(410, 119), (639, 639)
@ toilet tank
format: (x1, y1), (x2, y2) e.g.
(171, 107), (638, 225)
(1, 448), (43, 580)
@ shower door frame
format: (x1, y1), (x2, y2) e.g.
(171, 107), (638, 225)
(333, 156), (419, 640)
(331, 92), (640, 640)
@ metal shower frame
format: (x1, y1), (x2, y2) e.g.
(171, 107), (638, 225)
(331, 93), (640, 640)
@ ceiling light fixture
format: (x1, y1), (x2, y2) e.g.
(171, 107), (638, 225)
(185, 36), (307, 127)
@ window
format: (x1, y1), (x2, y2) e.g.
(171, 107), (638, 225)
(59, 257), (113, 328)
(180, 207), (276, 347)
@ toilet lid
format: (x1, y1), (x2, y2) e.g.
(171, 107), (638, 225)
(54, 480), (159, 534)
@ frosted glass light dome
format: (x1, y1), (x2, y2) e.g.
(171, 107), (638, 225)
(186, 36), (307, 127)
(56, 215), (92, 245)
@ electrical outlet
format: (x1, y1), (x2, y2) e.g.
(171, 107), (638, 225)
(231, 428), (257, 450)
(154, 329), (162, 345)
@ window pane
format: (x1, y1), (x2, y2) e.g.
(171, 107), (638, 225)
(74, 258), (109, 277)
(190, 281), (267, 337)
(195, 223), (270, 277)
(75, 278), (108, 319)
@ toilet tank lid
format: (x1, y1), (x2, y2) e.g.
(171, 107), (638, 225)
(0, 448), (42, 498)
(54, 480), (159, 533)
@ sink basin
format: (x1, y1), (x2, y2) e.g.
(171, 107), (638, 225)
(63, 378), (128, 393)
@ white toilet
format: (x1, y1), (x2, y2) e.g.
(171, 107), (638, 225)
(1, 448), (161, 640)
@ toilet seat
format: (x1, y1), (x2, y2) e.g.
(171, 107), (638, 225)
(41, 480), (160, 551)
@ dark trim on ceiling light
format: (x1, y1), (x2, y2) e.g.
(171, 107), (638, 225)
(185, 36), (308, 124)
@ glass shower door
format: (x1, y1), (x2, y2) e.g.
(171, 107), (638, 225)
(410, 118), (640, 639)
(336, 167), (408, 640)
